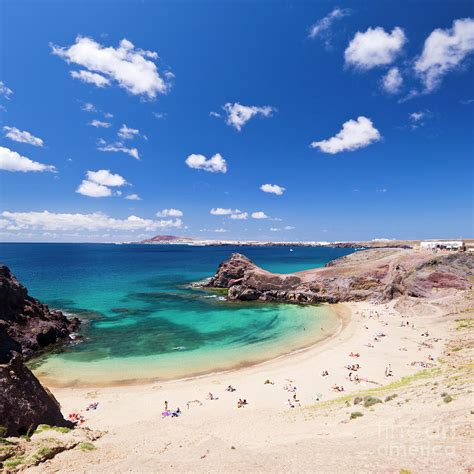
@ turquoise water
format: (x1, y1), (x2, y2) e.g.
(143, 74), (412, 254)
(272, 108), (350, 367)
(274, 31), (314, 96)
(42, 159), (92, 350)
(0, 243), (353, 386)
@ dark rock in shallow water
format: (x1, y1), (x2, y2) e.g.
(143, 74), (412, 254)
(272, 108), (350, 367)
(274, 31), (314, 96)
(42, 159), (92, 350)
(0, 264), (80, 361)
(0, 355), (73, 436)
(207, 250), (472, 304)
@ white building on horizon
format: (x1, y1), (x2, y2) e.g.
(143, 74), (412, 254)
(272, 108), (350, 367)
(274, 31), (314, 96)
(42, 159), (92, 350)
(420, 241), (465, 251)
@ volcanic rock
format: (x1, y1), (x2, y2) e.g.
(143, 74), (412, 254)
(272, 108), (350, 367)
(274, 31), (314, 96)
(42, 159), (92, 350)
(0, 355), (73, 436)
(206, 250), (473, 304)
(0, 264), (79, 362)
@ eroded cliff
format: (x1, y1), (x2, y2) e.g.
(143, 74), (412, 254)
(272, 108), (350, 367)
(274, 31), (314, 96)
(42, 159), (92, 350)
(206, 249), (473, 304)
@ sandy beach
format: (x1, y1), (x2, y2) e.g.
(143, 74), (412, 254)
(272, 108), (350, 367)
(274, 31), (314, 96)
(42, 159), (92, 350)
(27, 289), (473, 473)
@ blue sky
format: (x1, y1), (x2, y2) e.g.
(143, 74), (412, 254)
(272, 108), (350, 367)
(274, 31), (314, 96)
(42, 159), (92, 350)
(0, 0), (473, 242)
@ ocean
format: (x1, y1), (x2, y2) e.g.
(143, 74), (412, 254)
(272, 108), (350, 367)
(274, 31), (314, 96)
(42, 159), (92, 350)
(0, 243), (353, 386)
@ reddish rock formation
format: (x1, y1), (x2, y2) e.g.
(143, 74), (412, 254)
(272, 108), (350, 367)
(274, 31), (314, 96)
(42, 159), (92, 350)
(206, 249), (473, 304)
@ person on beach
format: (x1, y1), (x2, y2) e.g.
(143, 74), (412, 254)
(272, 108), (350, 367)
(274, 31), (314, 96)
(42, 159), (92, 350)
(237, 399), (248, 408)
(164, 401), (168, 411)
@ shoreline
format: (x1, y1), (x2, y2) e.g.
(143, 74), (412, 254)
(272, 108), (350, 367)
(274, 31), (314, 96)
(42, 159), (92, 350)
(34, 303), (347, 389)
(44, 297), (445, 409)
(26, 289), (474, 473)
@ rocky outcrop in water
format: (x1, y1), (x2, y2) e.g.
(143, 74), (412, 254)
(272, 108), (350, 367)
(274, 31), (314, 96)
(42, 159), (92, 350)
(0, 264), (78, 436)
(0, 264), (79, 362)
(206, 250), (473, 304)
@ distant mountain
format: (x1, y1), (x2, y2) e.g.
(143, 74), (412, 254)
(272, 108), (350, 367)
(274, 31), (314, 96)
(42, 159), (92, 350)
(139, 235), (196, 244)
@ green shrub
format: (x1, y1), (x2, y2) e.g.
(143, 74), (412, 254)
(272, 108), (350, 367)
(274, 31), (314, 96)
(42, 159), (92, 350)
(32, 447), (54, 461)
(350, 411), (363, 420)
(363, 396), (382, 408)
(35, 424), (71, 435)
(78, 442), (96, 452)
(443, 395), (453, 403)
(3, 456), (25, 468)
(353, 397), (363, 405)
(385, 394), (398, 402)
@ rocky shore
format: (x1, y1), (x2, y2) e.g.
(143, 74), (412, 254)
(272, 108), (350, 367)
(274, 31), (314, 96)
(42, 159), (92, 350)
(0, 264), (79, 436)
(0, 264), (79, 363)
(206, 248), (473, 304)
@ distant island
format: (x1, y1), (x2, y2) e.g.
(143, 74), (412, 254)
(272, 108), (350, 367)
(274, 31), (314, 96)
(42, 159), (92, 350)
(131, 234), (473, 250)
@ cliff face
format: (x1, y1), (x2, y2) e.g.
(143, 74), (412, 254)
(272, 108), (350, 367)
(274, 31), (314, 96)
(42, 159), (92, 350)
(0, 264), (79, 436)
(206, 250), (473, 304)
(0, 356), (73, 436)
(0, 264), (79, 363)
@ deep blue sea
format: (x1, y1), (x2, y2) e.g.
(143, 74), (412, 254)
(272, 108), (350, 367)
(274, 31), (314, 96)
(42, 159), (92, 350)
(0, 243), (353, 386)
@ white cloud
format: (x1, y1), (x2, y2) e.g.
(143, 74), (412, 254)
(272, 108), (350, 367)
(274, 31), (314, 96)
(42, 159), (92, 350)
(222, 103), (276, 131)
(213, 228), (228, 233)
(0, 81), (13, 99)
(410, 111), (425, 122)
(118, 124), (140, 139)
(3, 126), (44, 147)
(270, 227), (280, 232)
(104, 112), (114, 119)
(70, 70), (110, 87)
(76, 180), (112, 197)
(310, 116), (381, 154)
(153, 112), (167, 119)
(209, 207), (247, 220)
(0, 210), (182, 232)
(81, 102), (96, 112)
(345, 27), (406, 69)
(87, 169), (127, 187)
(209, 111), (221, 118)
(97, 139), (140, 160)
(89, 119), (111, 128)
(230, 212), (248, 220)
(284, 225), (295, 230)
(210, 208), (239, 216)
(408, 110), (432, 129)
(251, 211), (268, 219)
(156, 208), (183, 217)
(185, 153), (227, 173)
(52, 36), (169, 99)
(415, 18), (474, 92)
(125, 193), (141, 201)
(382, 67), (403, 94)
(0, 146), (56, 172)
(308, 7), (350, 40)
(76, 169), (127, 197)
(260, 183), (285, 195)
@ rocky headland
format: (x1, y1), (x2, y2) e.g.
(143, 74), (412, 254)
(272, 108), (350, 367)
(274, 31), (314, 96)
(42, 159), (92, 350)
(0, 264), (79, 436)
(206, 248), (473, 304)
(0, 264), (79, 363)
